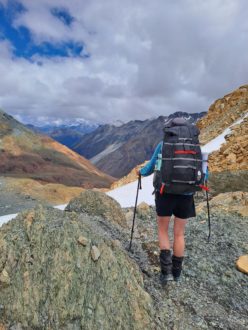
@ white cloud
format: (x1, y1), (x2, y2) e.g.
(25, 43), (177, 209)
(0, 0), (248, 124)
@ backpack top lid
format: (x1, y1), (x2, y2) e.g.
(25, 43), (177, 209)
(163, 117), (200, 136)
(164, 117), (189, 128)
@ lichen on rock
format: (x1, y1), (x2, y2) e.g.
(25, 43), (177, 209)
(0, 205), (154, 329)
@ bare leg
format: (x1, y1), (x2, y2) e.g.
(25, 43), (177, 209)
(173, 217), (187, 257)
(157, 216), (171, 250)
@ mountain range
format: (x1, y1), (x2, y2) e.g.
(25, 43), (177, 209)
(0, 109), (114, 188)
(26, 121), (98, 149)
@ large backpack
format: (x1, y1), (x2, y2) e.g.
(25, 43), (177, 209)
(153, 118), (204, 194)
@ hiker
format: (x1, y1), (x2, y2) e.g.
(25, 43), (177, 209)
(138, 117), (208, 284)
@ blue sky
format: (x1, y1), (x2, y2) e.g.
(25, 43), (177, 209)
(0, 0), (247, 125)
(0, 1), (86, 59)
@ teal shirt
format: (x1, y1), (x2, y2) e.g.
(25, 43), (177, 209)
(140, 142), (163, 176)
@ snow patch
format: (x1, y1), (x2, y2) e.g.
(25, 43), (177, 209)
(0, 204), (67, 228)
(107, 175), (155, 208)
(54, 204), (67, 210)
(0, 213), (18, 227)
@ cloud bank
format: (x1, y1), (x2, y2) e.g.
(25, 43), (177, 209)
(0, 0), (248, 124)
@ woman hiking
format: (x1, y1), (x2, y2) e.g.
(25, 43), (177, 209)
(138, 117), (207, 285)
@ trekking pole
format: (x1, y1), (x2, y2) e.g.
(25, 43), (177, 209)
(204, 167), (211, 243)
(206, 183), (211, 243)
(128, 173), (142, 252)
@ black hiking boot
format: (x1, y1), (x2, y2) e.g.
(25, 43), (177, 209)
(159, 250), (173, 285)
(172, 255), (184, 282)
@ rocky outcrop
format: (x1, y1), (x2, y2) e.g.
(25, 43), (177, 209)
(197, 85), (248, 174)
(198, 85), (248, 144)
(204, 169), (248, 196)
(0, 206), (154, 329)
(196, 191), (248, 216)
(209, 116), (248, 172)
(65, 190), (128, 228)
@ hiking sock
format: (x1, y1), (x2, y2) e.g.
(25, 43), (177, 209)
(172, 255), (184, 280)
(160, 249), (172, 274)
(159, 249), (173, 285)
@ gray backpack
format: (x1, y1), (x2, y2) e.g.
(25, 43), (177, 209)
(153, 118), (204, 194)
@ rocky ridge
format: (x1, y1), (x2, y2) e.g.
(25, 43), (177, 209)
(0, 109), (114, 188)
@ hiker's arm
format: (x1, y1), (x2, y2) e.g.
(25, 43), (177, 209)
(140, 142), (162, 176)
(202, 152), (209, 181)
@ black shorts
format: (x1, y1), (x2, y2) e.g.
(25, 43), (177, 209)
(155, 193), (196, 219)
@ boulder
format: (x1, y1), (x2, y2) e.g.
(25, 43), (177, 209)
(137, 202), (152, 220)
(196, 191), (248, 216)
(77, 235), (88, 246)
(90, 245), (101, 261)
(65, 190), (127, 228)
(236, 255), (248, 274)
(208, 170), (248, 196)
(0, 205), (154, 329)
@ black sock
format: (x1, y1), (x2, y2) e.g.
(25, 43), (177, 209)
(160, 249), (171, 255)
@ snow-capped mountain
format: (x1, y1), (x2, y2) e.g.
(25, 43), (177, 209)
(26, 121), (99, 149)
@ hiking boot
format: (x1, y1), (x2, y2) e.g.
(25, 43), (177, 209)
(172, 255), (184, 281)
(159, 272), (174, 285)
(159, 250), (173, 285)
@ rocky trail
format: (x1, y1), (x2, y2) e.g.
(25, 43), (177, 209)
(0, 190), (247, 329)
